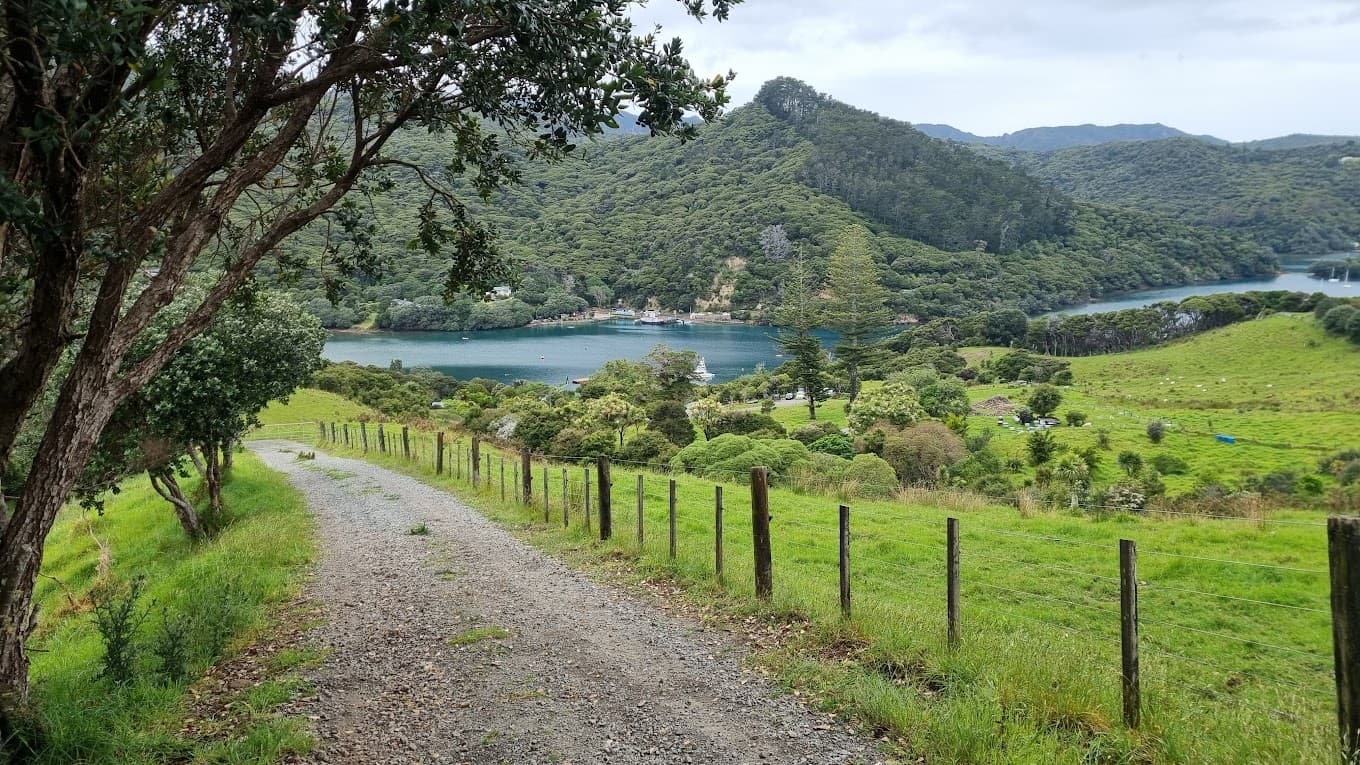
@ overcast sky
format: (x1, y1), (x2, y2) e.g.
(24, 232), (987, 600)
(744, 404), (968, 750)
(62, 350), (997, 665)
(632, 0), (1360, 142)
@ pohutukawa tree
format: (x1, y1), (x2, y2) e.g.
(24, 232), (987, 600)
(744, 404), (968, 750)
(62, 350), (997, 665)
(0, 0), (734, 728)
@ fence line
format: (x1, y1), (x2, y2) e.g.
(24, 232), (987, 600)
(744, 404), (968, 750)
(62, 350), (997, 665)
(296, 421), (1352, 755)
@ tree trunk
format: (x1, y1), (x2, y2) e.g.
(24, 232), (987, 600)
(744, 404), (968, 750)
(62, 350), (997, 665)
(149, 469), (204, 539)
(187, 447), (206, 477)
(202, 444), (224, 529)
(221, 439), (234, 471)
(807, 395), (817, 421)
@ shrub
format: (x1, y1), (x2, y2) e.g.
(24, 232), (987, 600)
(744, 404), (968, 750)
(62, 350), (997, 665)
(669, 434), (811, 479)
(882, 422), (966, 484)
(791, 421), (840, 445)
(917, 378), (970, 418)
(847, 381), (927, 432)
(1149, 453), (1189, 475)
(844, 454), (898, 498)
(647, 400), (696, 446)
(1027, 384), (1062, 417)
(706, 411), (786, 439)
(1340, 460), (1360, 487)
(1146, 420), (1166, 444)
(152, 611), (193, 683)
(92, 575), (151, 684)
(808, 434), (855, 459)
(1096, 428), (1111, 450)
(1026, 431), (1057, 466)
(1016, 407), (1034, 425)
(1102, 482), (1147, 512)
(1064, 410), (1087, 427)
(1117, 451), (1144, 477)
(618, 430), (678, 465)
(790, 453), (851, 494)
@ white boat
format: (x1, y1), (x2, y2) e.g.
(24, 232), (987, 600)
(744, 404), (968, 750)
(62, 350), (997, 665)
(1346, 268), (1353, 288)
(692, 357), (716, 384)
(637, 310), (678, 325)
(1329, 267), (1340, 283)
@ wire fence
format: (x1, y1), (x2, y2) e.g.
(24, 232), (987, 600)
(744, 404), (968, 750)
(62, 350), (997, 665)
(277, 420), (1350, 758)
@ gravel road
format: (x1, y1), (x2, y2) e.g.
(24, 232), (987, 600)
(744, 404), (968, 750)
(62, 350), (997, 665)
(250, 441), (884, 765)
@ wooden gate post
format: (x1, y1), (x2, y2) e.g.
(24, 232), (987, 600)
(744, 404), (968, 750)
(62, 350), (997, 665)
(597, 456), (612, 541)
(751, 467), (772, 600)
(839, 504), (851, 618)
(1329, 516), (1360, 760)
(435, 432), (445, 475)
(1120, 538), (1140, 729)
(471, 437), (481, 489)
(521, 449), (533, 505)
(947, 517), (960, 648)
(668, 479), (677, 560)
(636, 474), (645, 547)
(714, 485), (724, 582)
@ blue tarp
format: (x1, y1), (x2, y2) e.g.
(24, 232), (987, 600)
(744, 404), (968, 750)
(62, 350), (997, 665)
(1216, 434), (1236, 444)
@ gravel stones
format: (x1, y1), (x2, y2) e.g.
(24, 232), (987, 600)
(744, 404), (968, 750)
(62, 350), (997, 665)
(250, 441), (882, 765)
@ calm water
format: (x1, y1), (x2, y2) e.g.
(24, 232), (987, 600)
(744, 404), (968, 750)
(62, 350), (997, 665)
(1043, 254), (1356, 317)
(326, 255), (1357, 384)
(325, 321), (834, 385)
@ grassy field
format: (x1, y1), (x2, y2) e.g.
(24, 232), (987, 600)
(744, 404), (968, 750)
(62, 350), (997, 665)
(262, 394), (1340, 764)
(29, 452), (315, 764)
(963, 314), (1360, 494)
(256, 388), (379, 428)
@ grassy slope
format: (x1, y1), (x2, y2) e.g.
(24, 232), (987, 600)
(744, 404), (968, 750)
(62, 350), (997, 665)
(261, 394), (1338, 763)
(30, 452), (314, 764)
(963, 314), (1360, 493)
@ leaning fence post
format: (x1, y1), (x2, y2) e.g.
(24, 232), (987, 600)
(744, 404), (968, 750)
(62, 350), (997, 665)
(714, 485), (724, 582)
(521, 450), (533, 505)
(360, 422), (369, 454)
(751, 467), (772, 600)
(597, 456), (612, 541)
(668, 479), (677, 560)
(562, 468), (569, 527)
(947, 517), (960, 648)
(1120, 538), (1140, 729)
(436, 432), (445, 475)
(471, 437), (481, 489)
(839, 504), (851, 618)
(636, 474), (645, 547)
(1329, 516), (1360, 760)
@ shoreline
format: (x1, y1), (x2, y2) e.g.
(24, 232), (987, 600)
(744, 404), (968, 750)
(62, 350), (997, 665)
(330, 312), (762, 334)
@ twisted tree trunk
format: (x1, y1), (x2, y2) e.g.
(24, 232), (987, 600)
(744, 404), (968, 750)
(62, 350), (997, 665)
(148, 469), (204, 539)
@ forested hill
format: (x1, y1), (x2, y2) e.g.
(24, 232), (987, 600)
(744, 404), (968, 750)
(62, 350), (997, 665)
(1009, 138), (1360, 254)
(269, 78), (1275, 329)
(915, 122), (1224, 151)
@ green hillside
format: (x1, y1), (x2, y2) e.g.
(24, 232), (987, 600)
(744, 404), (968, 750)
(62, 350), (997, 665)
(264, 79), (1274, 328)
(1011, 138), (1360, 254)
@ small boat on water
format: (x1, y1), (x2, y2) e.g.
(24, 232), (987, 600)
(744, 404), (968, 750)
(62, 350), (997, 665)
(692, 357), (715, 384)
(1329, 267), (1341, 283)
(636, 310), (678, 325)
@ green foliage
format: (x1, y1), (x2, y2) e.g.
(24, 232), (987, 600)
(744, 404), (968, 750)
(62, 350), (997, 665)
(988, 350), (1072, 384)
(881, 422), (966, 485)
(669, 434), (811, 479)
(844, 454), (898, 497)
(1150, 453), (1190, 475)
(1065, 411), (1087, 427)
(91, 576), (151, 685)
(618, 430), (679, 465)
(1026, 385), (1063, 418)
(647, 400), (697, 447)
(1026, 431), (1058, 466)
(1011, 137), (1360, 254)
(823, 226), (894, 400)
(790, 421), (841, 445)
(1147, 420), (1167, 444)
(706, 411), (786, 440)
(1118, 451), (1145, 477)
(916, 378), (971, 419)
(311, 362), (437, 419)
(848, 381), (927, 433)
(808, 434), (855, 459)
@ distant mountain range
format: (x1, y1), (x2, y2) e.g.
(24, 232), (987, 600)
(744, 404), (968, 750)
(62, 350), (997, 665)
(914, 122), (1360, 152)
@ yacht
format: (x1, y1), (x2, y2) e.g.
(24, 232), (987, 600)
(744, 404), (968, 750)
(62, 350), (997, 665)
(692, 357), (716, 384)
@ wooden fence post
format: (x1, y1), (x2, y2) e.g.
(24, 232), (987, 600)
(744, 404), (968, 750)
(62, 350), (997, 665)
(401, 426), (410, 460)
(342, 423), (349, 447)
(360, 422), (368, 454)
(329, 422), (336, 443)
(521, 450), (533, 505)
(668, 479), (677, 560)
(597, 456), (612, 541)
(714, 485), (724, 581)
(486, 454), (492, 485)
(512, 461), (520, 503)
(636, 474), (645, 547)
(751, 467), (772, 600)
(562, 468), (569, 527)
(456, 442), (463, 479)
(1120, 538), (1140, 729)
(584, 468), (592, 532)
(377, 424), (385, 453)
(471, 437), (481, 489)
(947, 517), (960, 648)
(1329, 516), (1360, 760)
(500, 457), (506, 501)
(318, 421), (326, 441)
(839, 504), (851, 618)
(543, 466), (549, 522)
(435, 432), (445, 475)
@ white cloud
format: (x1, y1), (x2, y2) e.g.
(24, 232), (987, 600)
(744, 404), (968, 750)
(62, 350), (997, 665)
(633, 0), (1360, 140)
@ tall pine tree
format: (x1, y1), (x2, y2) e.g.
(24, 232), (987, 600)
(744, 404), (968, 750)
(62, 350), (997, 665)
(824, 227), (894, 404)
(773, 252), (829, 420)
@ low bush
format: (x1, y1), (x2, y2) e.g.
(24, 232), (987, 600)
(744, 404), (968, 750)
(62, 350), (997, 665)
(705, 411), (786, 440)
(808, 434), (855, 459)
(1149, 453), (1189, 475)
(844, 454), (898, 498)
(670, 434), (811, 480)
